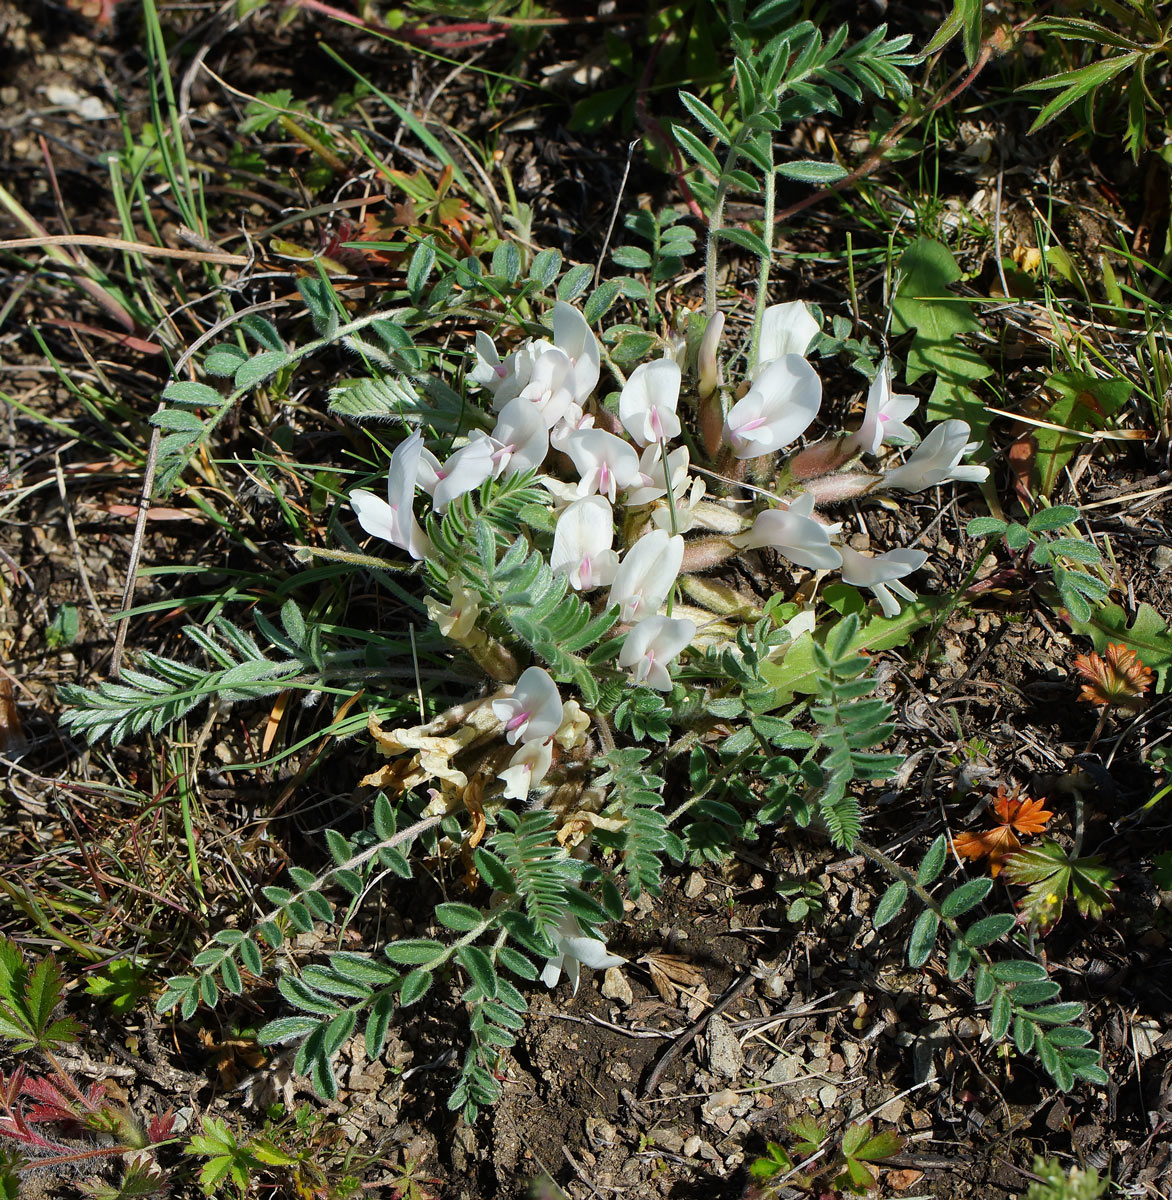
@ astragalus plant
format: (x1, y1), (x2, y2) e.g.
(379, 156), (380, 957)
(61, 0), (1104, 1118)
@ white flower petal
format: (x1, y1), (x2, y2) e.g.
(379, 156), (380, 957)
(551, 496), (619, 590)
(618, 357), (683, 446)
(724, 355), (822, 459)
(608, 530), (684, 623)
(755, 301), (819, 371)
(552, 301), (601, 401)
(491, 666), (564, 745)
(618, 615), (695, 691)
(497, 739), (554, 801)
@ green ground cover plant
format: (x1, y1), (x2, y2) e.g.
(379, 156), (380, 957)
(5, 0), (1172, 1195)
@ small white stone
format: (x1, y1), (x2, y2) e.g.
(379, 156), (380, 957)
(683, 1135), (702, 1157)
(705, 1015), (744, 1080)
(601, 966), (633, 1006)
(684, 871), (706, 899)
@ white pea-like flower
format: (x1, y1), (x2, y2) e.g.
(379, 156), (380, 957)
(348, 430), (431, 560)
(737, 492), (843, 572)
(618, 357), (683, 447)
(607, 529), (685, 623)
(880, 420), (989, 493)
(491, 667), (564, 746)
(839, 545), (929, 617)
(618, 615), (696, 691)
(724, 355), (822, 459)
(497, 738), (554, 801)
(550, 496), (620, 591)
(753, 301), (819, 374)
(564, 428), (642, 503)
(540, 914), (626, 995)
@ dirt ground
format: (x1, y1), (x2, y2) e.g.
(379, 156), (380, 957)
(3, 1), (1172, 1197)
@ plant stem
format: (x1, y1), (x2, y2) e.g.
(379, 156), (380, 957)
(747, 141), (775, 374)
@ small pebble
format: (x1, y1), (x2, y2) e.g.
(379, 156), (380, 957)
(683, 1135), (701, 1157)
(601, 967), (633, 1006)
(684, 871), (706, 899)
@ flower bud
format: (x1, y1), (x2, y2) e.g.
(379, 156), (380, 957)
(679, 575), (758, 618)
(680, 534), (740, 573)
(800, 471), (881, 506)
(786, 436), (854, 480)
(697, 311), (724, 401)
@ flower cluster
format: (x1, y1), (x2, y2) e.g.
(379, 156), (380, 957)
(347, 297), (990, 983)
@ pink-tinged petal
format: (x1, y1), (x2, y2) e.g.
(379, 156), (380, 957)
(497, 739), (554, 801)
(846, 358), (921, 456)
(625, 443), (690, 507)
(551, 496), (619, 590)
(618, 615), (695, 691)
(414, 446), (443, 497)
(491, 666), (563, 745)
(608, 530), (684, 623)
(430, 439), (496, 513)
(565, 429), (642, 502)
(724, 355), (822, 459)
(619, 358), (683, 446)
(468, 330), (507, 393)
(490, 397), (549, 477)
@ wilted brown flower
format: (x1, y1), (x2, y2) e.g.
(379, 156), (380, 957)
(1073, 643), (1153, 710)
